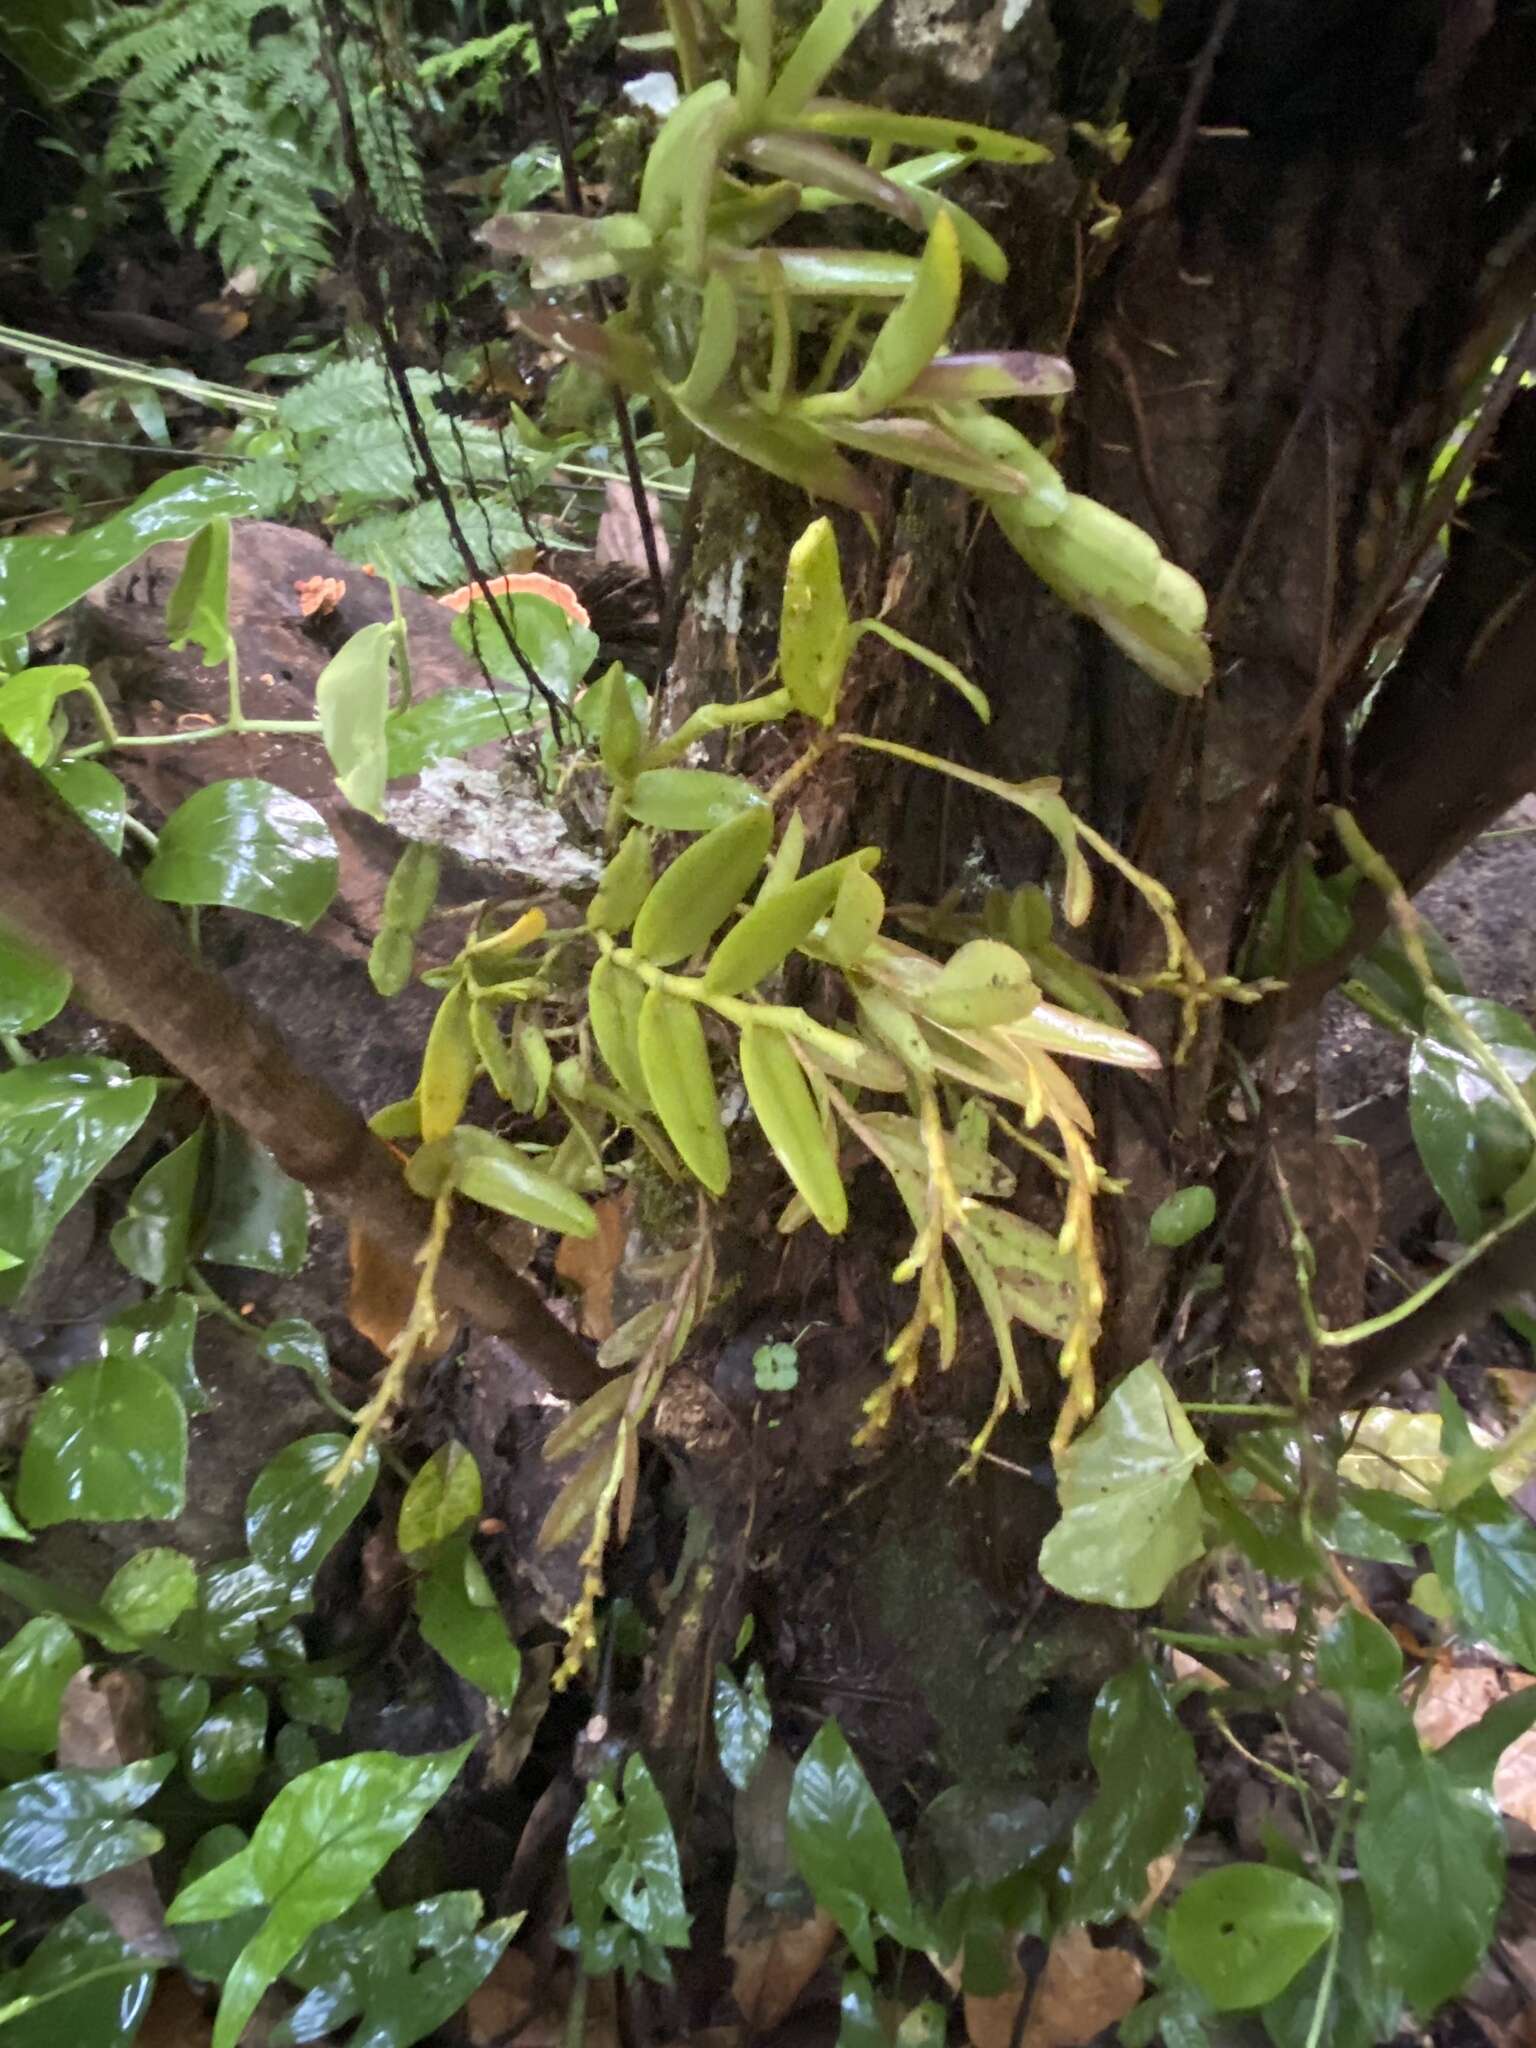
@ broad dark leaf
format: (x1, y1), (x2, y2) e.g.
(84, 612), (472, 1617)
(274, 1890), (518, 2048)
(1429, 1485), (1536, 1672)
(17, 1359), (187, 1525)
(143, 778), (339, 930)
(110, 1125), (205, 1286)
(0, 1904), (157, 2047)
(0, 1057), (156, 1301)
(0, 1617), (83, 1754)
(201, 1120), (309, 1275)
(788, 1718), (912, 1970)
(1071, 1661), (1202, 1925)
(1408, 997), (1536, 1241)
(712, 1661), (771, 1790)
(245, 1435), (378, 1589)
(0, 1757), (172, 1886)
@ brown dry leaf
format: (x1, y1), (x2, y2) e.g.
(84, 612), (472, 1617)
(1133, 1852), (1179, 1921)
(57, 1668), (175, 1960)
(556, 1195), (629, 1341)
(1417, 1663), (1536, 1826)
(466, 1949), (545, 2046)
(347, 1223), (459, 1361)
(1025, 1928), (1144, 2047)
(595, 480), (672, 576)
(194, 299), (249, 340)
(726, 1882), (838, 2030)
(294, 574), (346, 617)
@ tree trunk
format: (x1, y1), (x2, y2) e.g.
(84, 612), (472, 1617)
(643, 0), (1536, 1804)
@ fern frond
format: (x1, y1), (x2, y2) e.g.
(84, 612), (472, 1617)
(333, 497), (540, 590)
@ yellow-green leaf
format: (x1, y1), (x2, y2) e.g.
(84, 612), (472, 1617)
(637, 987), (729, 1194)
(595, 661), (643, 783)
(632, 805), (773, 966)
(816, 865), (884, 968)
(779, 518), (851, 726)
(589, 828), (654, 935)
(808, 209), (960, 420)
(704, 850), (880, 997)
(470, 999), (522, 1100)
(419, 981), (478, 1143)
(760, 811), (807, 900)
(414, 1126), (598, 1237)
(919, 939), (1039, 1029)
(676, 270), (741, 412)
(740, 1025), (846, 1234)
(588, 954), (650, 1105)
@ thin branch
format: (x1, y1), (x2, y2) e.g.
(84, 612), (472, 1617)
(0, 737), (602, 1408)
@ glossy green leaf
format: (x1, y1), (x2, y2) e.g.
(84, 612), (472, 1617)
(588, 828), (653, 936)
(712, 1661), (771, 1790)
(767, 0), (882, 118)
(1316, 1608), (1403, 1696)
(200, 1119), (309, 1275)
(603, 1752), (691, 1948)
(276, 1889), (519, 2048)
(0, 1757), (172, 1886)
(171, 1824), (265, 1982)
(110, 1124), (205, 1286)
(778, 518), (850, 726)
(0, 665), (88, 764)
(1148, 1185), (1217, 1248)
(704, 854), (871, 996)
(167, 1741), (474, 2048)
(1357, 1717), (1503, 2013)
(143, 779), (339, 930)
(1071, 1661), (1201, 1923)
(0, 1057), (156, 1300)
(102, 1547), (198, 1641)
(156, 1676), (213, 1749)
(261, 1317), (332, 1398)
(1260, 1883), (1400, 2048)
(246, 1435), (378, 1590)
(790, 100), (1051, 164)
(788, 1718), (914, 1970)
(624, 768), (766, 833)
(317, 622), (394, 818)
(449, 591), (599, 698)
(1439, 1681), (1536, 1792)
(588, 953), (651, 1104)
(0, 1486), (28, 1542)
(0, 923), (69, 1034)
(165, 516), (232, 667)
(1168, 1864), (1336, 2010)
(741, 1023), (847, 1234)
(815, 210), (960, 420)
(1408, 998), (1536, 1240)
(384, 686), (536, 779)
(1428, 1484), (1536, 1672)
(0, 468), (257, 642)
(1039, 1360), (1206, 1607)
(637, 986), (729, 1194)
(920, 939), (1038, 1029)
(17, 1360), (187, 1526)
(633, 799), (773, 967)
(103, 1292), (206, 1412)
(186, 1687), (269, 1804)
(280, 1674), (350, 1737)
(415, 1540), (521, 1707)
(0, 1618), (83, 1754)
(0, 1904), (156, 2048)
(399, 1443), (483, 1558)
(44, 759), (127, 852)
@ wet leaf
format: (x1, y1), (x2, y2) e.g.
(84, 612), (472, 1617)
(1408, 997), (1536, 1240)
(0, 1904), (157, 2047)
(0, 923), (69, 1034)
(1168, 1864), (1335, 2010)
(1357, 1713), (1503, 2014)
(637, 986), (729, 1194)
(0, 468), (256, 643)
(317, 622), (394, 818)
(277, 1888), (519, 2048)
(788, 1718), (914, 1971)
(385, 687), (537, 779)
(419, 981), (478, 1144)
(779, 519), (850, 726)
(280, 1675), (350, 1737)
(185, 1688), (269, 1804)
(1315, 1609), (1403, 1696)
(102, 1293), (206, 1413)
(602, 1752), (691, 1948)
(102, 1549), (198, 1641)
(1428, 1483), (1536, 1672)
(0, 1057), (156, 1301)
(0, 664), (88, 763)
(165, 516), (232, 667)
(143, 779), (339, 930)
(166, 1741), (474, 2048)
(415, 1541), (521, 1708)
(111, 1125), (205, 1287)
(17, 1360), (187, 1526)
(740, 1024), (846, 1233)
(1259, 1883), (1400, 2048)
(1070, 1662), (1201, 1925)
(0, 1617), (83, 1754)
(450, 591), (599, 697)
(399, 1442), (483, 1557)
(624, 768), (766, 834)
(0, 1757), (172, 1886)
(245, 1435), (378, 1590)
(713, 1662), (772, 1790)
(200, 1120), (309, 1275)
(1147, 1185), (1216, 1247)
(1039, 1361), (1206, 1607)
